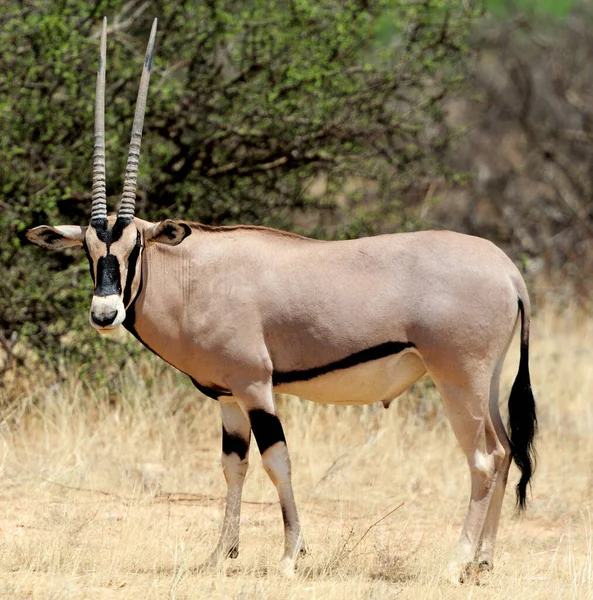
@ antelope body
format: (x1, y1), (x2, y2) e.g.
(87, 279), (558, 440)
(27, 19), (537, 582)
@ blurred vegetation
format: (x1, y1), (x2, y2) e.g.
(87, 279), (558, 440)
(487, 0), (575, 18)
(436, 0), (593, 305)
(3, 0), (591, 383)
(1, 0), (482, 376)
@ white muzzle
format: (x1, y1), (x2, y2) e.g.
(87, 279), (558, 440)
(90, 295), (126, 332)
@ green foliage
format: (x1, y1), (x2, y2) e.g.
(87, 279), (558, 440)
(0, 0), (480, 374)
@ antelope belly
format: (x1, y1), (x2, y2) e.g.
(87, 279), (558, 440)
(273, 351), (426, 405)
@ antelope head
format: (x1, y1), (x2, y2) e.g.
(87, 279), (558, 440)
(27, 18), (190, 333)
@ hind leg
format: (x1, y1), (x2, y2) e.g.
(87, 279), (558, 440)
(427, 367), (507, 583)
(476, 361), (512, 572)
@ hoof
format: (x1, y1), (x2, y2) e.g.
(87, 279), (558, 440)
(478, 559), (493, 573)
(449, 561), (478, 585)
(279, 556), (296, 578)
(200, 545), (238, 569)
(450, 560), (493, 585)
(199, 555), (219, 570)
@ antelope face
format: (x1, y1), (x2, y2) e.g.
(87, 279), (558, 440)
(27, 216), (190, 334)
(85, 216), (141, 331)
(25, 217), (141, 334)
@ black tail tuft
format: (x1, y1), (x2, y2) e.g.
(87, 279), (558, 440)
(508, 298), (537, 512)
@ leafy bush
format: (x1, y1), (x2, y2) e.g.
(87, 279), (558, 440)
(0, 0), (480, 375)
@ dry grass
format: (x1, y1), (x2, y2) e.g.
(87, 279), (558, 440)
(0, 307), (591, 599)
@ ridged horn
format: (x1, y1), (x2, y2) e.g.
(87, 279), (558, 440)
(118, 18), (158, 220)
(91, 17), (107, 222)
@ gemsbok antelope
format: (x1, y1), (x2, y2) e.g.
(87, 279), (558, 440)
(27, 18), (537, 581)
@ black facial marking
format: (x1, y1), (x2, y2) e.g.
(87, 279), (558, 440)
(222, 427), (249, 461)
(90, 217), (107, 232)
(190, 377), (232, 400)
(122, 231), (142, 307)
(113, 215), (132, 238)
(81, 240), (95, 284)
(272, 340), (415, 386)
(89, 218), (138, 299)
(95, 254), (122, 297)
(249, 409), (286, 454)
(93, 217), (130, 247)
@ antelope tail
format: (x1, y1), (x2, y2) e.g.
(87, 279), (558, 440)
(508, 297), (538, 512)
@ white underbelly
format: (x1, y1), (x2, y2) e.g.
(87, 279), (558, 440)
(273, 350), (426, 405)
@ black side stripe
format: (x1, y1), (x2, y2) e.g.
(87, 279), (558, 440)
(272, 340), (415, 385)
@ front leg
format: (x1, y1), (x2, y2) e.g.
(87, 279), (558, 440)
(209, 400), (251, 562)
(234, 380), (307, 573)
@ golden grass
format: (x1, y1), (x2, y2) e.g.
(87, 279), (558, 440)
(0, 306), (591, 599)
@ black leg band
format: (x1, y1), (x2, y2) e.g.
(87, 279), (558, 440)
(222, 427), (249, 461)
(249, 409), (286, 454)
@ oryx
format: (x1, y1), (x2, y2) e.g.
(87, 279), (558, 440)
(27, 18), (537, 581)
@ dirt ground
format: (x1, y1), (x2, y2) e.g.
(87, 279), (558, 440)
(0, 308), (591, 599)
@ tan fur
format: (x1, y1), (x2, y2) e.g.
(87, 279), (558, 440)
(131, 221), (523, 388)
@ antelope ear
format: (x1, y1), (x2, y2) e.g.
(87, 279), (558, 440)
(145, 220), (192, 246)
(26, 225), (86, 249)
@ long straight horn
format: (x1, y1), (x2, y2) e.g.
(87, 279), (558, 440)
(91, 17), (108, 223)
(118, 18), (157, 220)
